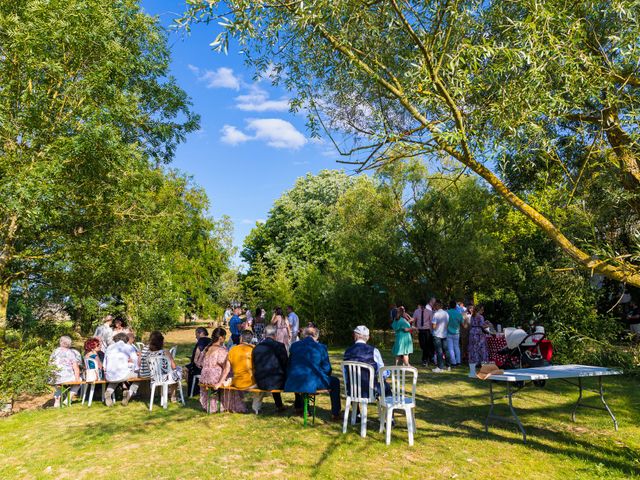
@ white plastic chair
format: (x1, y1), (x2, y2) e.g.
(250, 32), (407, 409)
(148, 353), (185, 411)
(135, 342), (145, 352)
(341, 361), (379, 438)
(169, 346), (177, 358)
(378, 366), (418, 446)
(81, 358), (104, 407)
(190, 374), (201, 397)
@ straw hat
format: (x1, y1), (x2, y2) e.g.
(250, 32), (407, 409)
(476, 363), (504, 380)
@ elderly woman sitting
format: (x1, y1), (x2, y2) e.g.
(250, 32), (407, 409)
(49, 335), (82, 407)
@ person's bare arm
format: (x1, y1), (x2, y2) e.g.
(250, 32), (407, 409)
(72, 361), (80, 382)
(216, 358), (231, 388)
(166, 351), (177, 370)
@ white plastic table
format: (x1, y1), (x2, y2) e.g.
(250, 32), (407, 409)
(478, 364), (623, 443)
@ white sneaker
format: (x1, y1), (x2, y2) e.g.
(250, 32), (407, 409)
(432, 367), (443, 373)
(447, 366), (451, 372)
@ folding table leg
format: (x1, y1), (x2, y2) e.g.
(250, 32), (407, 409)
(571, 377), (583, 423)
(571, 376), (618, 431)
(598, 377), (618, 431)
(506, 383), (527, 443)
(484, 382), (495, 433)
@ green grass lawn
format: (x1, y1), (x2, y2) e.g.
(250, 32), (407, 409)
(1, 328), (639, 479)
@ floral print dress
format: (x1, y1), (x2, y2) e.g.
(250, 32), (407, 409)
(199, 346), (246, 413)
(468, 314), (489, 365)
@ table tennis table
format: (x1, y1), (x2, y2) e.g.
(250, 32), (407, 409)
(478, 364), (623, 443)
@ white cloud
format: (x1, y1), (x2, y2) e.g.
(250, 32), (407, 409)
(219, 118), (307, 150)
(235, 85), (289, 112)
(188, 64), (240, 90)
(220, 125), (251, 145)
(247, 119), (307, 149)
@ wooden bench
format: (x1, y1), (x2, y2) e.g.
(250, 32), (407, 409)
(200, 383), (329, 426)
(56, 377), (150, 407)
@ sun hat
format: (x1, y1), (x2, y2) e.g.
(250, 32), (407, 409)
(353, 325), (370, 336)
(476, 363), (504, 380)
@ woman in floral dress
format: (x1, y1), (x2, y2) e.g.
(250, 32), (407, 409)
(199, 327), (246, 413)
(467, 305), (489, 374)
(49, 336), (82, 407)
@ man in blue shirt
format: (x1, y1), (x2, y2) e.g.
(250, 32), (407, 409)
(287, 305), (300, 343)
(229, 307), (243, 345)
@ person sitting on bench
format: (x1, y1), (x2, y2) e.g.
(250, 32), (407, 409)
(104, 332), (139, 406)
(285, 327), (341, 421)
(252, 324), (288, 413)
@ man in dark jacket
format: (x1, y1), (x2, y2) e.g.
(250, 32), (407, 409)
(252, 324), (288, 412)
(285, 326), (341, 420)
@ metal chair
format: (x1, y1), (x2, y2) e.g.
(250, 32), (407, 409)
(378, 366), (418, 446)
(190, 374), (201, 397)
(341, 361), (379, 438)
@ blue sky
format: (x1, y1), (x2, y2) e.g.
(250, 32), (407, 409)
(140, 1), (342, 263)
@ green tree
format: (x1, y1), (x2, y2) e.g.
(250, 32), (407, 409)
(183, 0), (640, 287)
(0, 0), (199, 327)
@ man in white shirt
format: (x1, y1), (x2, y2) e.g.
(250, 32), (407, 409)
(431, 301), (449, 373)
(104, 333), (140, 406)
(287, 305), (300, 343)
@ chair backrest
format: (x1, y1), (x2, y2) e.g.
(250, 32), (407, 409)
(135, 342), (145, 352)
(341, 361), (376, 402)
(169, 346), (177, 358)
(148, 353), (173, 384)
(378, 366), (418, 407)
(83, 356), (101, 382)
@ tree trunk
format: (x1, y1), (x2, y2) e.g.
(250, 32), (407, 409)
(0, 282), (9, 330)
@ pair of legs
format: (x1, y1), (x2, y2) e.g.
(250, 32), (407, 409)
(418, 330), (435, 365)
(105, 375), (139, 406)
(395, 354), (410, 366)
(293, 376), (341, 417)
(447, 334), (461, 365)
(432, 336), (447, 369)
(53, 385), (80, 406)
(251, 392), (284, 413)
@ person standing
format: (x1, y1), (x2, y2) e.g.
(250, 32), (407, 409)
(229, 307), (243, 345)
(389, 303), (398, 326)
(446, 300), (463, 367)
(287, 305), (300, 344)
(94, 315), (114, 357)
(431, 301), (449, 373)
(413, 299), (433, 367)
(253, 307), (266, 341)
(272, 307), (292, 347)
(467, 305), (489, 375)
(391, 306), (414, 366)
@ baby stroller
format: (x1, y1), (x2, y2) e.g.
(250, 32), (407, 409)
(499, 326), (552, 370)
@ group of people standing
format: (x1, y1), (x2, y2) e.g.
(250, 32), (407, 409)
(225, 305), (300, 347)
(390, 299), (492, 375)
